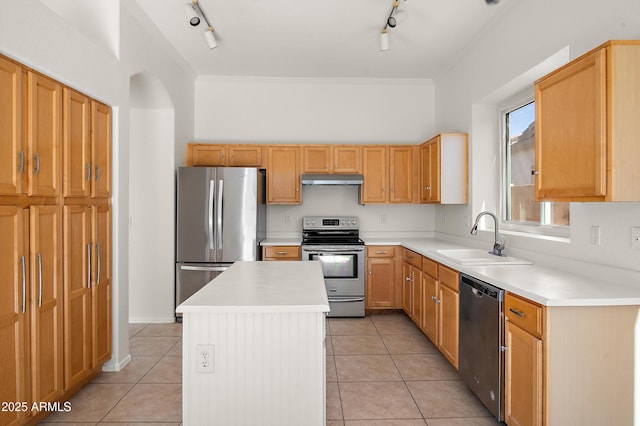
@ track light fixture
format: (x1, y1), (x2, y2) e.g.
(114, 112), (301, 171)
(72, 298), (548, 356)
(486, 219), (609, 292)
(380, 0), (404, 51)
(486, 0), (499, 4)
(185, 0), (218, 49)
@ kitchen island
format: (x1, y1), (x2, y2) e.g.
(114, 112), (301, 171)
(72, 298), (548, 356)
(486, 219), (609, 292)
(176, 261), (329, 426)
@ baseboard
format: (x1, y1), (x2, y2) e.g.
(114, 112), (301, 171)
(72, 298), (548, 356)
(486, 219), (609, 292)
(128, 317), (177, 323)
(101, 353), (132, 372)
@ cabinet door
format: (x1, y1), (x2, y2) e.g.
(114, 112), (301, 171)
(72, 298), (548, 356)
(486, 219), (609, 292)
(267, 146), (301, 204)
(0, 57), (25, 195)
(63, 89), (91, 198)
(91, 101), (112, 198)
(410, 267), (423, 326)
(438, 284), (459, 369)
(302, 145), (331, 173)
(366, 257), (395, 308)
(63, 205), (92, 389)
(389, 146), (413, 203)
(28, 73), (62, 197)
(227, 145), (263, 167)
(30, 205), (64, 404)
(92, 205), (112, 366)
(333, 146), (361, 173)
(362, 146), (388, 203)
(0, 207), (30, 426)
(263, 246), (301, 261)
(401, 262), (412, 314)
(422, 275), (438, 344)
(420, 138), (441, 203)
(535, 48), (607, 200)
(505, 321), (543, 426)
(190, 144), (226, 166)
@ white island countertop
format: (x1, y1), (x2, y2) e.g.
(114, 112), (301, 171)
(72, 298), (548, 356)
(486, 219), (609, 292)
(176, 261), (329, 314)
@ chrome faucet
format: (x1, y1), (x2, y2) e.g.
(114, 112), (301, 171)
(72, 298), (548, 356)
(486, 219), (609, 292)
(470, 211), (505, 257)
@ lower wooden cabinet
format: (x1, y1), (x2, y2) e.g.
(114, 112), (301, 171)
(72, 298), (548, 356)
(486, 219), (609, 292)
(92, 204), (112, 367)
(366, 246), (396, 309)
(402, 249), (424, 327)
(505, 293), (544, 426)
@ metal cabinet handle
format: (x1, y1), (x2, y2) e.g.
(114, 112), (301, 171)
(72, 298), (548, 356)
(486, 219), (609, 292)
(424, 186), (431, 191)
(96, 242), (101, 285)
(37, 253), (43, 307)
(21, 256), (26, 313)
(375, 250), (388, 254)
(509, 308), (525, 317)
(87, 243), (92, 288)
(86, 164), (92, 181)
(19, 151), (25, 174)
(34, 153), (40, 175)
(96, 165), (101, 182)
(276, 251), (288, 255)
(431, 295), (436, 301)
(405, 277), (413, 282)
(435, 299), (441, 304)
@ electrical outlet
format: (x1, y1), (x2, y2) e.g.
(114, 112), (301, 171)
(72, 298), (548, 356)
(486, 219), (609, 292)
(196, 344), (215, 373)
(632, 227), (640, 251)
(380, 214), (386, 224)
(590, 226), (601, 245)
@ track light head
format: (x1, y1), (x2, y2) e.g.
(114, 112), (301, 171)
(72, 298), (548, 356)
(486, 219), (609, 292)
(485, 0), (499, 4)
(184, 4), (200, 26)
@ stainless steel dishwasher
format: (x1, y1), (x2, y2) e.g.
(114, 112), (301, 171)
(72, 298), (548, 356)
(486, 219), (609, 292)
(459, 273), (505, 422)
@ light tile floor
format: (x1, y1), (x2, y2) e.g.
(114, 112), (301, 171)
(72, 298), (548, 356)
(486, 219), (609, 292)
(41, 313), (501, 425)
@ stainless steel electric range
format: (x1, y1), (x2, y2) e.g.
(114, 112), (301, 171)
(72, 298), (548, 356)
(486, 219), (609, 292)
(301, 216), (365, 317)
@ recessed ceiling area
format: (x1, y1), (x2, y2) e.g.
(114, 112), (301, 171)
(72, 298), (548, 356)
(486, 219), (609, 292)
(136, 0), (510, 79)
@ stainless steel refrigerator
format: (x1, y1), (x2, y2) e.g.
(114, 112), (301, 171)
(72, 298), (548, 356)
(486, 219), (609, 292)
(175, 167), (266, 320)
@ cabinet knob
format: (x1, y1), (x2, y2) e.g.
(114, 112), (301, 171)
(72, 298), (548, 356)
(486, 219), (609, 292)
(531, 170), (539, 176)
(424, 186), (431, 191)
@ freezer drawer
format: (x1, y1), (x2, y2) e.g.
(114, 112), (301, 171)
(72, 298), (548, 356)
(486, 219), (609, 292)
(327, 297), (365, 318)
(175, 263), (229, 319)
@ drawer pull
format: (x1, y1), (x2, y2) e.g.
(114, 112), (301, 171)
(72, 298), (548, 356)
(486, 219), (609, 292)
(375, 250), (388, 254)
(276, 251), (288, 255)
(509, 308), (525, 317)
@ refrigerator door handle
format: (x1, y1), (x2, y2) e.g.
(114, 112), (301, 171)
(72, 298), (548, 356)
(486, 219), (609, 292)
(217, 179), (224, 250)
(180, 265), (229, 272)
(208, 180), (215, 251)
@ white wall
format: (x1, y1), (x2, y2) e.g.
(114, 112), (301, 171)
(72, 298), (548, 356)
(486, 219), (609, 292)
(0, 0), (196, 370)
(434, 0), (640, 273)
(193, 75), (439, 237)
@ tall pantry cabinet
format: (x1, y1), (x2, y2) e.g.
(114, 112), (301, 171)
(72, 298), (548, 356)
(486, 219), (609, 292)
(0, 53), (112, 426)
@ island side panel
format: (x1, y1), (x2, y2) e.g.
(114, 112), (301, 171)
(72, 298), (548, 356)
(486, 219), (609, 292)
(545, 305), (639, 425)
(182, 310), (326, 426)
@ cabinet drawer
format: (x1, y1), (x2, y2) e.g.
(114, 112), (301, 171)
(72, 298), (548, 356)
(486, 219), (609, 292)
(263, 246), (301, 260)
(367, 246), (395, 258)
(422, 256), (438, 279)
(505, 293), (544, 337)
(403, 248), (422, 268)
(438, 264), (459, 292)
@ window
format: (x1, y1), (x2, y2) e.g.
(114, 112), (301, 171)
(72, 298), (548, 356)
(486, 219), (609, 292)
(504, 100), (570, 230)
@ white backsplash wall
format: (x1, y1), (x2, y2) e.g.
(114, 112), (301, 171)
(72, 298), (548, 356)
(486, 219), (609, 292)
(267, 185), (436, 239)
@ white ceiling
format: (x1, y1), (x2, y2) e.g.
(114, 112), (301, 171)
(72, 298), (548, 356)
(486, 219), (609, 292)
(136, 0), (510, 79)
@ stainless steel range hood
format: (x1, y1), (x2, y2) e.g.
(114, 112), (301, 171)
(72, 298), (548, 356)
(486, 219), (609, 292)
(301, 174), (364, 185)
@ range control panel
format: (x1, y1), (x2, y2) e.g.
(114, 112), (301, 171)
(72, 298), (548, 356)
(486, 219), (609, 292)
(302, 216), (359, 230)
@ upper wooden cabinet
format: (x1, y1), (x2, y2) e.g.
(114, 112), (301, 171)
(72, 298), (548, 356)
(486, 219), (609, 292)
(362, 145), (416, 203)
(267, 145), (301, 204)
(63, 88), (91, 198)
(0, 56), (26, 196)
(534, 40), (640, 201)
(420, 133), (468, 204)
(187, 143), (264, 168)
(28, 72), (62, 197)
(302, 145), (361, 173)
(91, 101), (112, 198)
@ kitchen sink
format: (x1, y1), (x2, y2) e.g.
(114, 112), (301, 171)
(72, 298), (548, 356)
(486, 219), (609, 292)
(431, 249), (533, 266)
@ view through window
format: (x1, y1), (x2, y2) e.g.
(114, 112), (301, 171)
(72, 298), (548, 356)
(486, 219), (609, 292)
(505, 101), (570, 227)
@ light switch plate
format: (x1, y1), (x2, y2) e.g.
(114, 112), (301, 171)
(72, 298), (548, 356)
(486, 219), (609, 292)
(632, 227), (640, 251)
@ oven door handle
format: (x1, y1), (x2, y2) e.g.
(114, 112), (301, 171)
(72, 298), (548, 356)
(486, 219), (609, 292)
(303, 248), (365, 253)
(328, 297), (365, 303)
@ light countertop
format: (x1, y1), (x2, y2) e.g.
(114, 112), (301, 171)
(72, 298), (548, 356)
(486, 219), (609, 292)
(176, 261), (329, 314)
(367, 237), (640, 307)
(260, 238), (301, 246)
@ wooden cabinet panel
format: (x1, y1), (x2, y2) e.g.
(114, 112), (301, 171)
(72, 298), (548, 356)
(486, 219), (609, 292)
(422, 274), (438, 344)
(420, 133), (468, 204)
(190, 144), (226, 166)
(263, 245), (301, 260)
(505, 320), (543, 426)
(30, 205), (64, 404)
(91, 101), (112, 198)
(267, 146), (301, 204)
(0, 207), (30, 426)
(28, 73), (62, 197)
(63, 205), (92, 389)
(333, 146), (361, 173)
(420, 137), (441, 202)
(63, 89), (91, 198)
(402, 260), (422, 325)
(227, 145), (263, 167)
(92, 205), (112, 366)
(302, 145), (331, 173)
(506, 293), (544, 337)
(534, 41), (640, 201)
(438, 283), (459, 369)
(366, 257), (395, 308)
(403, 248), (421, 268)
(362, 146), (388, 203)
(389, 146), (414, 203)
(367, 246), (395, 258)
(0, 57), (25, 196)
(438, 264), (459, 292)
